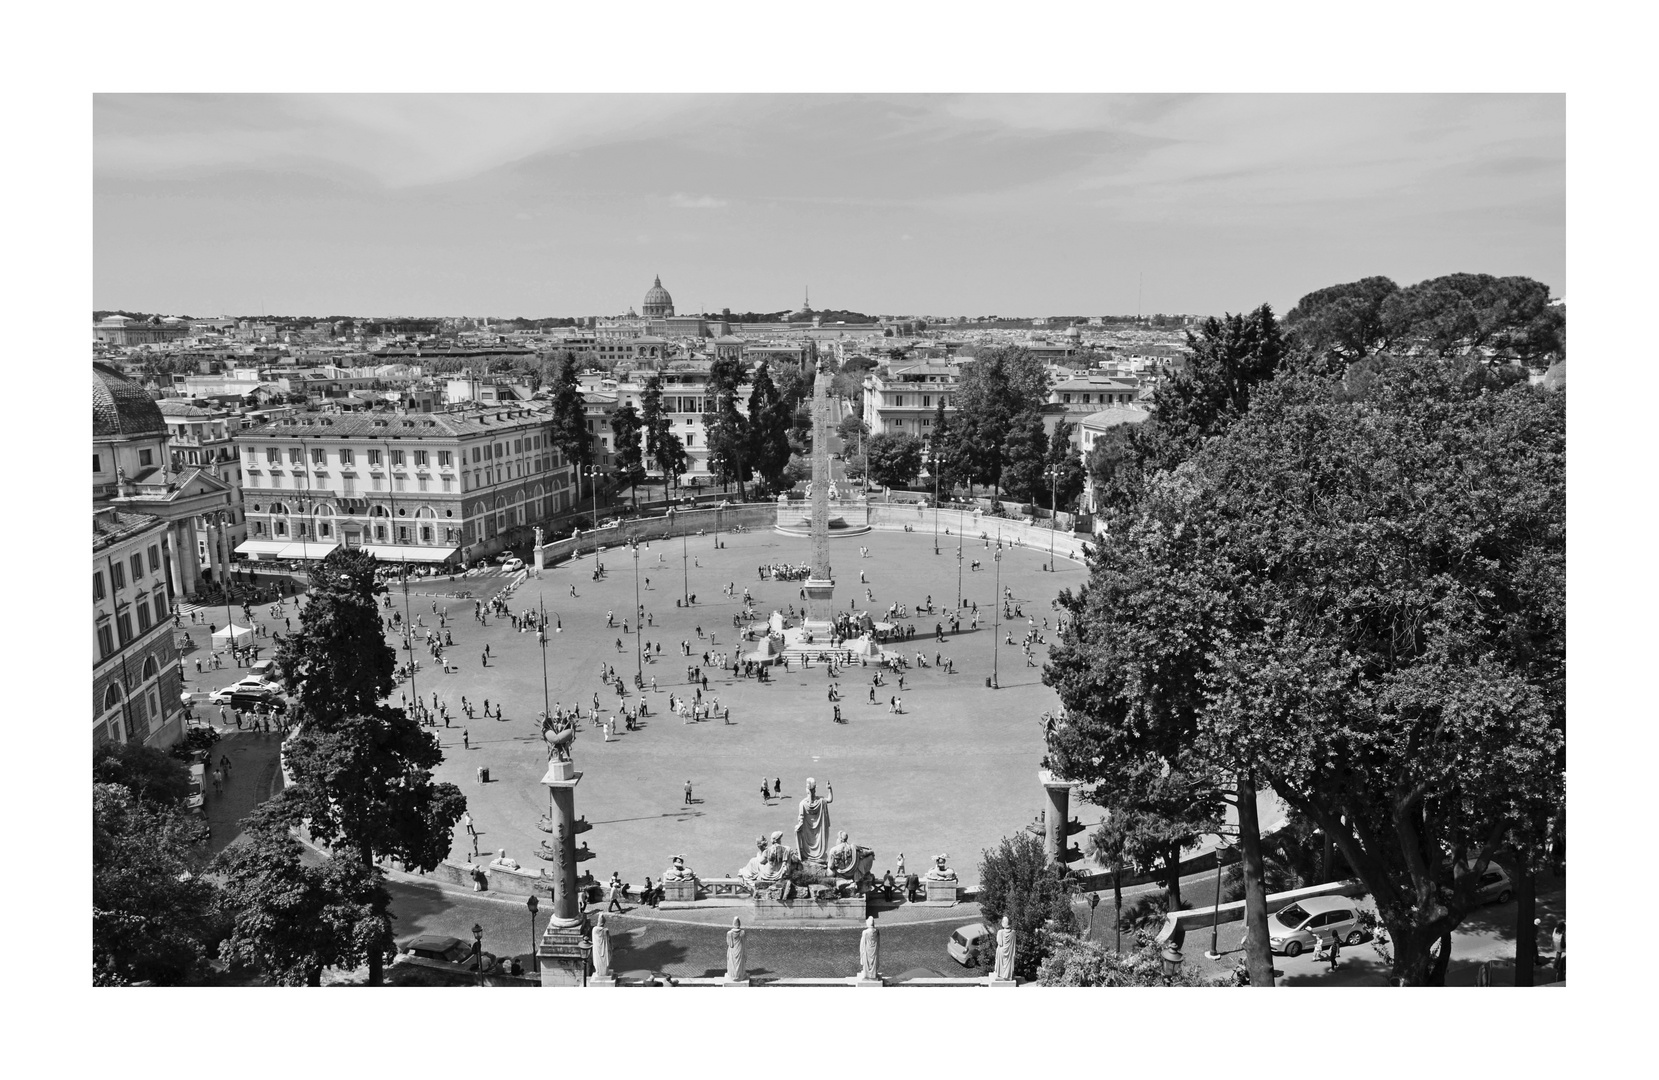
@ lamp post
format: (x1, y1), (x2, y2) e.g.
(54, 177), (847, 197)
(1043, 464), (1059, 572)
(584, 464), (601, 558)
(956, 511), (963, 612)
(990, 536), (1002, 689)
(672, 508), (688, 605)
(931, 448), (941, 555)
(1205, 837), (1234, 960)
(525, 894), (541, 974)
(631, 540), (643, 685)
(472, 922), (484, 985)
(538, 598), (561, 726)
(213, 510), (235, 641)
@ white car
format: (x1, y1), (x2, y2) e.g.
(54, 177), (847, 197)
(502, 558), (525, 573)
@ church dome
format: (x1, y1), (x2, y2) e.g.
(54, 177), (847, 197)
(93, 362), (166, 437)
(643, 275), (674, 318)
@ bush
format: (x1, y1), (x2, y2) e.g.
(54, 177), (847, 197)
(977, 831), (1079, 981)
(1036, 933), (1209, 986)
(98, 742), (193, 805)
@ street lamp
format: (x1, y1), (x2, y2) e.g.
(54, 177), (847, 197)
(538, 598), (561, 727)
(956, 512), (963, 612)
(931, 447), (941, 555)
(584, 464), (602, 559)
(1205, 837), (1234, 960)
(471, 923), (485, 985)
(525, 894), (541, 974)
(669, 508), (688, 605)
(990, 535), (1002, 689)
(631, 540), (643, 685)
(1043, 464), (1060, 572)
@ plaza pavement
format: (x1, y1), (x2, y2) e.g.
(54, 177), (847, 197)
(422, 525), (1075, 893)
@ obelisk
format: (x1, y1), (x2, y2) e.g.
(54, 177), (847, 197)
(801, 360), (835, 636)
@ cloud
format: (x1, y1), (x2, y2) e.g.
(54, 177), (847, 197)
(668, 192), (727, 209)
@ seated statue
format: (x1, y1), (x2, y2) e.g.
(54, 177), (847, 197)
(923, 853), (957, 882)
(826, 830), (858, 894)
(737, 835), (768, 891)
(753, 831), (800, 898)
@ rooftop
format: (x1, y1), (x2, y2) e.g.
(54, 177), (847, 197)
(92, 508), (166, 552)
(240, 406), (553, 440)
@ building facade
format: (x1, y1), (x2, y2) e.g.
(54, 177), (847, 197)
(861, 360), (961, 445)
(233, 407), (575, 565)
(94, 507), (185, 749)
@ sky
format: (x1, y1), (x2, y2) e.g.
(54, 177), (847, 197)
(93, 93), (1564, 320)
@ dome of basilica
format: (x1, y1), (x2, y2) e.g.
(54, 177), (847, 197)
(643, 275), (675, 318)
(93, 362), (166, 438)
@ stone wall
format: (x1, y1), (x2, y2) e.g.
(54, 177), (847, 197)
(865, 506), (1091, 565)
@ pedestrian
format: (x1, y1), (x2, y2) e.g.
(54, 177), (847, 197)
(684, 779), (693, 805)
(481, 651), (488, 667)
(462, 728), (470, 749)
(762, 780), (770, 802)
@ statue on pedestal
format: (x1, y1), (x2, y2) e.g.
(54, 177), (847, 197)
(592, 912), (612, 978)
(924, 853), (957, 882)
(542, 717), (575, 762)
(726, 918), (747, 981)
(993, 915), (1016, 981)
(737, 835), (768, 891)
(858, 916), (879, 981)
(826, 829), (858, 894)
(795, 777), (834, 863)
(662, 854), (695, 881)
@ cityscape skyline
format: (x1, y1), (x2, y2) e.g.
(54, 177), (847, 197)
(95, 94), (1564, 319)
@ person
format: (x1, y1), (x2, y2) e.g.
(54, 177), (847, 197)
(761, 780), (770, 802)
(773, 777), (782, 797)
(1327, 930), (1342, 971)
(684, 779), (693, 805)
(462, 728), (469, 749)
(607, 872), (626, 912)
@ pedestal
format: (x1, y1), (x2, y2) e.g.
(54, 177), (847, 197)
(537, 923), (590, 987)
(1040, 769), (1073, 867)
(661, 877), (698, 903)
(985, 977), (1018, 988)
(749, 893), (870, 923)
(721, 978), (752, 987)
(850, 977), (884, 988)
(922, 879), (959, 905)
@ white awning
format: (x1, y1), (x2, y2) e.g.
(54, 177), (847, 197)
(234, 540), (289, 557)
(276, 541), (340, 560)
(362, 545), (460, 563)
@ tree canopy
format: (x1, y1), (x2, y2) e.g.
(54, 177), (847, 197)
(976, 830), (1080, 982)
(93, 783), (218, 985)
(863, 431), (924, 490)
(1044, 353), (1564, 985)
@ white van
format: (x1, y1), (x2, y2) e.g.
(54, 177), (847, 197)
(947, 922), (991, 966)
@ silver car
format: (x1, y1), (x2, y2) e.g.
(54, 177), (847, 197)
(1268, 896), (1363, 957)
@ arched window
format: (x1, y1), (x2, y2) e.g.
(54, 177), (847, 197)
(141, 656), (158, 680)
(269, 501), (289, 515)
(103, 684), (122, 713)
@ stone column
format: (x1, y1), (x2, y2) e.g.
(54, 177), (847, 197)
(538, 761), (590, 985)
(1040, 769), (1072, 867)
(802, 365), (835, 635)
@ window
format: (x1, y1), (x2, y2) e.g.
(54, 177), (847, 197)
(93, 454), (102, 472)
(103, 683), (122, 713)
(442, 478), (452, 492)
(154, 585), (168, 615)
(471, 447), (481, 463)
(398, 526), (409, 542)
(139, 449), (154, 467)
(368, 449), (382, 466)
(312, 448), (326, 465)
(116, 611), (133, 645)
(266, 447), (280, 463)
(137, 598), (152, 632)
(275, 521), (288, 536)
(340, 448), (354, 466)
(391, 449), (405, 466)
(375, 525), (387, 540)
(439, 451), (452, 467)
(418, 478), (428, 492)
(289, 448), (303, 465)
(148, 545), (160, 571)
(97, 622), (115, 658)
(415, 450), (428, 467)
(923, 395), (931, 407)
(343, 477), (355, 495)
(94, 571), (105, 601)
(420, 525), (433, 542)
(686, 433), (696, 447)
(513, 439), (522, 454)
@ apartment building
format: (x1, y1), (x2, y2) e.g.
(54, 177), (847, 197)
(93, 507), (185, 748)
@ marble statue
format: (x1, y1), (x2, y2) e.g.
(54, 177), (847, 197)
(534, 526), (544, 549)
(993, 915), (1016, 981)
(726, 917), (747, 981)
(592, 912), (612, 978)
(826, 829), (858, 892)
(542, 718), (574, 762)
(924, 853), (957, 881)
(737, 835), (768, 890)
(858, 916), (879, 981)
(662, 854), (694, 881)
(492, 848), (520, 871)
(795, 777), (835, 863)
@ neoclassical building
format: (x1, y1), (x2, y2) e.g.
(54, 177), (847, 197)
(232, 407), (575, 566)
(94, 505), (185, 748)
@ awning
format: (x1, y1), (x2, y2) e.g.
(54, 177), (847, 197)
(234, 540), (289, 557)
(362, 545), (460, 563)
(276, 541), (340, 560)
(212, 623), (254, 645)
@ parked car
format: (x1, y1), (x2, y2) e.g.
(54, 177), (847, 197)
(228, 675), (280, 693)
(399, 934), (495, 973)
(1471, 865), (1513, 905)
(946, 922), (991, 967)
(209, 687), (287, 711)
(502, 557), (525, 573)
(1267, 896), (1363, 957)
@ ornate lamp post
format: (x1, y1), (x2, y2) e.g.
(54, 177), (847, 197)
(1043, 464), (1060, 572)
(631, 540), (643, 685)
(471, 922), (485, 985)
(1205, 836), (1235, 960)
(525, 894), (541, 974)
(669, 508), (688, 605)
(990, 535), (1002, 690)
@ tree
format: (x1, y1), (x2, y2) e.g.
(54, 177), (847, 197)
(609, 402), (646, 508)
(835, 413), (868, 448)
(93, 783), (219, 985)
(1044, 421), (1086, 513)
(998, 410), (1050, 506)
(1037, 934), (1208, 986)
(746, 362), (793, 495)
(1088, 757), (1221, 911)
(639, 374), (669, 477)
(1283, 275), (1405, 364)
(1046, 354), (1564, 985)
(862, 431), (924, 490)
(1384, 273), (1563, 368)
(949, 346), (1050, 498)
(273, 549), (395, 726)
(276, 548), (466, 985)
(656, 429), (688, 497)
(1143, 304), (1288, 469)
(95, 741), (192, 805)
(547, 356), (593, 502)
(703, 379), (752, 500)
(212, 797), (395, 986)
(976, 830), (1080, 982)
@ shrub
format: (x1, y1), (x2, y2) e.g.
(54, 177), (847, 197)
(1036, 933), (1208, 986)
(977, 830), (1080, 981)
